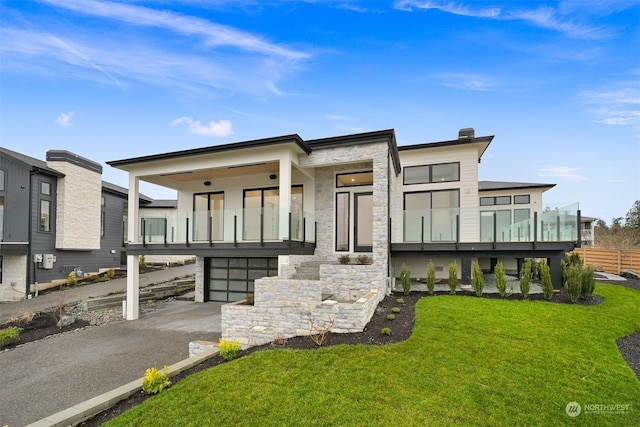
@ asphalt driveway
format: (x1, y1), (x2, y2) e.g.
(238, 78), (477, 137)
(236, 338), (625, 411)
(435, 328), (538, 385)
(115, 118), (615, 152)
(1, 299), (223, 427)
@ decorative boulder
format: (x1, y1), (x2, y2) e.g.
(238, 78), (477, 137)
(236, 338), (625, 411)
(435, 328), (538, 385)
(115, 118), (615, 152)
(57, 315), (76, 328)
(620, 270), (639, 280)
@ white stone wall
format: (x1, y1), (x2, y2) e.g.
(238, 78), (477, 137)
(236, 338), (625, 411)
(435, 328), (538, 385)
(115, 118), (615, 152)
(49, 160), (101, 250)
(0, 255), (27, 301)
(194, 256), (205, 302)
(221, 275), (381, 348)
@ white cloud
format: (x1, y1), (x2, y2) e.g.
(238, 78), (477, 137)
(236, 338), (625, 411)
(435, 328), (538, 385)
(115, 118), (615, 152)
(436, 73), (495, 91)
(581, 84), (640, 127)
(536, 166), (586, 180)
(394, 0), (613, 39)
(170, 116), (233, 137)
(56, 111), (74, 127)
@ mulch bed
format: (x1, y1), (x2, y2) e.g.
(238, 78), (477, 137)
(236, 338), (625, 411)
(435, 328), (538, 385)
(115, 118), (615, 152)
(1, 312), (91, 350)
(3, 278), (637, 426)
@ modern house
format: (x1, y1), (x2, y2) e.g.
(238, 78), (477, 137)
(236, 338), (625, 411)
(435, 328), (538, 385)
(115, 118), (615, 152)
(108, 128), (581, 346)
(0, 148), (154, 301)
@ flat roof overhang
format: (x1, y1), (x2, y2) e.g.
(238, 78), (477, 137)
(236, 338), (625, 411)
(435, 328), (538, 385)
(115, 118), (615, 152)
(0, 243), (29, 255)
(125, 242), (316, 257)
(391, 241), (578, 258)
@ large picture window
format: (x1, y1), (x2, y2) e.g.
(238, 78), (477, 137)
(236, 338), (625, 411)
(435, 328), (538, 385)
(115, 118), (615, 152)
(403, 162), (459, 185)
(403, 189), (459, 242)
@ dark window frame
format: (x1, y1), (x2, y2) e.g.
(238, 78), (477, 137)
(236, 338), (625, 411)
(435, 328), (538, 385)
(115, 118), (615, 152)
(514, 194), (531, 204)
(403, 162), (460, 185)
(336, 171), (374, 188)
(335, 191), (350, 252)
(0, 168), (6, 192)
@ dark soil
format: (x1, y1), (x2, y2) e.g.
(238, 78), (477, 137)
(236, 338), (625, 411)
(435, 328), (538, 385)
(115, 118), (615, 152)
(4, 277), (637, 426)
(0, 311), (91, 350)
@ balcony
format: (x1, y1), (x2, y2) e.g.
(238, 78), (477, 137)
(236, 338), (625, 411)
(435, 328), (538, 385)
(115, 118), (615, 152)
(393, 203), (581, 253)
(126, 207), (316, 256)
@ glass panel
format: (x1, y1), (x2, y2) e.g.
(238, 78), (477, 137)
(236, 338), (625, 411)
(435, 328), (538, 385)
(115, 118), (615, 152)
(355, 193), (373, 249)
(496, 210), (511, 242)
(290, 186), (303, 241)
(404, 192), (430, 242)
(248, 258), (268, 268)
(0, 169), (4, 191)
(229, 269), (246, 280)
(228, 293), (245, 302)
(244, 190), (261, 240)
(431, 190), (458, 241)
(209, 291), (228, 301)
(0, 196), (4, 240)
(480, 197), (494, 206)
(40, 200), (51, 232)
(432, 163), (459, 182)
(514, 195), (530, 204)
(229, 281), (248, 292)
(480, 211), (494, 242)
(263, 189), (279, 240)
(142, 218), (166, 243)
(403, 165), (429, 185)
(210, 258), (227, 268)
(268, 258), (278, 268)
(229, 258), (247, 268)
(210, 280), (228, 290)
(193, 194), (209, 241)
(514, 209), (530, 241)
(495, 196), (511, 205)
(210, 268), (228, 279)
(337, 171), (373, 187)
(335, 192), (349, 251)
(248, 269), (268, 280)
(210, 193), (224, 241)
(41, 181), (51, 195)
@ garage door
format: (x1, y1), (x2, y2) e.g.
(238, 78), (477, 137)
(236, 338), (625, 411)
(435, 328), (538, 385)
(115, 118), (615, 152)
(207, 257), (278, 302)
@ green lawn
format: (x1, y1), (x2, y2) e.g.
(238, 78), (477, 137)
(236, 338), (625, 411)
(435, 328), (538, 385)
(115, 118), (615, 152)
(107, 284), (640, 426)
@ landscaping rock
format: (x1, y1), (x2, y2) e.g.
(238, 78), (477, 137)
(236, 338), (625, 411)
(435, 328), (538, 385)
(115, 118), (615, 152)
(57, 315), (76, 328)
(620, 269), (639, 280)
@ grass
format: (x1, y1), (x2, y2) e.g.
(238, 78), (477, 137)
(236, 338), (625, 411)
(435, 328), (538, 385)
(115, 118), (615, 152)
(106, 284), (640, 426)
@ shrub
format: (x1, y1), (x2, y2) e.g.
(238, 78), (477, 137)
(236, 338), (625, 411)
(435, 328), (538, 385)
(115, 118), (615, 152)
(580, 264), (596, 299)
(105, 268), (115, 279)
(400, 263), (411, 295)
(381, 327), (392, 336)
(519, 259), (531, 299)
(565, 263), (582, 303)
(426, 259), (436, 295)
(391, 307), (401, 313)
(494, 261), (507, 298)
(539, 260), (553, 300)
(386, 314), (396, 321)
(66, 272), (77, 287)
(0, 327), (20, 347)
(395, 298), (405, 304)
(562, 252), (582, 282)
(355, 254), (372, 265)
(338, 255), (350, 265)
(471, 260), (484, 297)
(448, 261), (458, 295)
(245, 293), (255, 305)
(219, 338), (242, 361)
(142, 365), (171, 395)
(139, 255), (147, 270)
(529, 259), (540, 280)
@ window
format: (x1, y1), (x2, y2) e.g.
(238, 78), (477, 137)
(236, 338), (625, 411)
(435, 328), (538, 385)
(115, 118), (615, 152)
(40, 200), (51, 231)
(480, 196), (511, 206)
(514, 195), (530, 204)
(336, 171), (373, 188)
(403, 189), (459, 242)
(0, 169), (5, 191)
(101, 211), (105, 237)
(123, 202), (128, 243)
(41, 181), (51, 196)
(243, 186), (303, 241)
(403, 163), (459, 185)
(194, 192), (224, 241)
(0, 196), (4, 240)
(335, 192), (350, 251)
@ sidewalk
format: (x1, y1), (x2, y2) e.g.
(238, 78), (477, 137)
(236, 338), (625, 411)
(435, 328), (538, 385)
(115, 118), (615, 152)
(0, 264), (196, 322)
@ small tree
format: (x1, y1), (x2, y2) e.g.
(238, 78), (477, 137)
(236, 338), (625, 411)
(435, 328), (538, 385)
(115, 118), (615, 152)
(426, 259), (436, 295)
(519, 259), (531, 299)
(139, 255), (147, 270)
(539, 260), (553, 300)
(580, 264), (596, 299)
(494, 261), (507, 298)
(565, 263), (582, 303)
(448, 261), (458, 295)
(471, 260), (484, 296)
(400, 263), (411, 296)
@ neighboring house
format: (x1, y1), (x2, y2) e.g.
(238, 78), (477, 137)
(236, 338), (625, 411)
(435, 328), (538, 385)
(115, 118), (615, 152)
(0, 148), (154, 301)
(108, 128), (582, 345)
(580, 216), (596, 247)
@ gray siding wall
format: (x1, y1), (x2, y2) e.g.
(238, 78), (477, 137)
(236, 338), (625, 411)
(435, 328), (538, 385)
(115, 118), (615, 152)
(0, 154), (31, 242)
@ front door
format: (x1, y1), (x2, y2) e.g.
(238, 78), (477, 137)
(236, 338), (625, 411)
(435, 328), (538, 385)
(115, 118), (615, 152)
(354, 192), (373, 252)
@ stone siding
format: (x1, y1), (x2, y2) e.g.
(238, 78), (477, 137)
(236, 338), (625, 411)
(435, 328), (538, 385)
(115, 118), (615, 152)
(194, 256), (205, 302)
(0, 255), (27, 301)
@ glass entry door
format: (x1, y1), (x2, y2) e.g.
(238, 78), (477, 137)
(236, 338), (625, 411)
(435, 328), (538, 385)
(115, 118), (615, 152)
(354, 192), (373, 252)
(193, 192), (224, 241)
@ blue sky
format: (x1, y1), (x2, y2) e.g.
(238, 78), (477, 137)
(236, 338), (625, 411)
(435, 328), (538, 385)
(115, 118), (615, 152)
(1, 0), (638, 224)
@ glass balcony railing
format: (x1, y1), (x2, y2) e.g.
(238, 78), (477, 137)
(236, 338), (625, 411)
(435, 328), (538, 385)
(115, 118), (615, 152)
(136, 207), (315, 245)
(394, 203), (580, 244)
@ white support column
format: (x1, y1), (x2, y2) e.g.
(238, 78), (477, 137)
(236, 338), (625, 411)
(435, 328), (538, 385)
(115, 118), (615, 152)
(278, 153), (292, 240)
(126, 175), (140, 320)
(126, 255), (140, 320)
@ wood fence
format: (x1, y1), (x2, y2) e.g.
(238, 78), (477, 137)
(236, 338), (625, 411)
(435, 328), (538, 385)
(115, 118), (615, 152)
(571, 248), (640, 275)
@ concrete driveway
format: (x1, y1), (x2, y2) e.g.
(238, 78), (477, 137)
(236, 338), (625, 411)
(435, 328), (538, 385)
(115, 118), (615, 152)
(1, 299), (223, 427)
